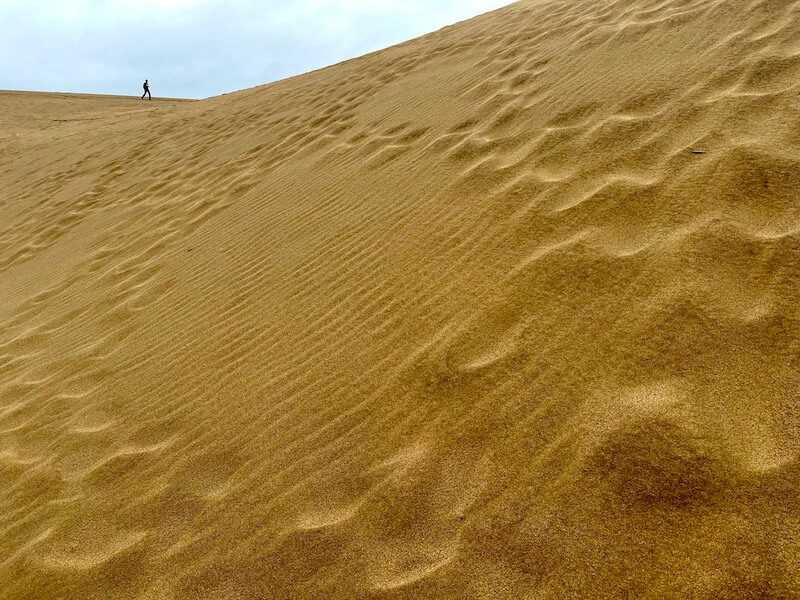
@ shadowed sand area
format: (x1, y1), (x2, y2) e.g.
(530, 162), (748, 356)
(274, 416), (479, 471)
(2, 0), (800, 597)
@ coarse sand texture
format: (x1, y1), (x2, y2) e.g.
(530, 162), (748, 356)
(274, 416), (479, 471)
(2, 0), (800, 597)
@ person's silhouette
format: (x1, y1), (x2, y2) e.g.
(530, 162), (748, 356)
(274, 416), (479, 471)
(142, 79), (151, 100)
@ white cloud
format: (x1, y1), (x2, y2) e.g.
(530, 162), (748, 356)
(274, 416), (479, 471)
(106, 0), (213, 18)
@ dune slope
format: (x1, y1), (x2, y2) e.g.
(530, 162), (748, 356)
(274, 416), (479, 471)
(2, 0), (800, 597)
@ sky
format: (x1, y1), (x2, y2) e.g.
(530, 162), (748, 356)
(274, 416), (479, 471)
(0, 0), (512, 99)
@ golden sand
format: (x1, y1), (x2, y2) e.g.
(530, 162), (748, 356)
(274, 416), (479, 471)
(2, 0), (800, 597)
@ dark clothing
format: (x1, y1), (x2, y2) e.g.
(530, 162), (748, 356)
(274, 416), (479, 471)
(142, 82), (151, 100)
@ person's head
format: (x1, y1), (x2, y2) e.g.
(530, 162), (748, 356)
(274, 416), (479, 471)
(145, 79), (148, 83)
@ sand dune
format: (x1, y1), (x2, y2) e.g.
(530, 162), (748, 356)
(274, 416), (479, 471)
(2, 0), (800, 597)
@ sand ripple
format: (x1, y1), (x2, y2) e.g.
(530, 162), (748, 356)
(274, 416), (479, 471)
(2, 0), (800, 597)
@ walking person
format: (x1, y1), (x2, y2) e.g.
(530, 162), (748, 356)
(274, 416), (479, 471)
(142, 79), (151, 100)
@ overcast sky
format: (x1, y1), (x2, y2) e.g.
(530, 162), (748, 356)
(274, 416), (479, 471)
(0, 1), (512, 99)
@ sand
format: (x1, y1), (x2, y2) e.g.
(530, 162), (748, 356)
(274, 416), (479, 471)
(2, 0), (800, 597)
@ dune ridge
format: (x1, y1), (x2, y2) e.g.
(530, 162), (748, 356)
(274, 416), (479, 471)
(2, 0), (800, 597)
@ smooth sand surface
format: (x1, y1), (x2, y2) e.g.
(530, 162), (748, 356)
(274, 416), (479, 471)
(2, 0), (800, 597)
